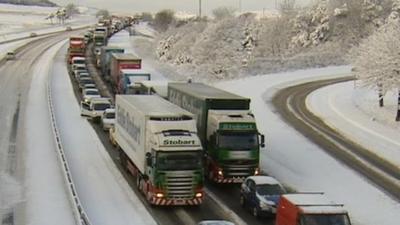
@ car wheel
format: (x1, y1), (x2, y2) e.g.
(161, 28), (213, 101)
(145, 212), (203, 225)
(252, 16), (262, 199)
(240, 195), (246, 208)
(253, 206), (259, 218)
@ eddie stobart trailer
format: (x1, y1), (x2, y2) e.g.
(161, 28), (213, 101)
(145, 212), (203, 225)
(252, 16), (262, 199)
(168, 82), (265, 184)
(115, 95), (204, 205)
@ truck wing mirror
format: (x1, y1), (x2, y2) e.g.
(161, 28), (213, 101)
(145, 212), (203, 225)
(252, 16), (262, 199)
(145, 152), (152, 167)
(260, 134), (265, 148)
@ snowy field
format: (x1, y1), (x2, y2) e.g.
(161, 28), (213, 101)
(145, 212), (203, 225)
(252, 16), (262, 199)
(0, 3), (95, 43)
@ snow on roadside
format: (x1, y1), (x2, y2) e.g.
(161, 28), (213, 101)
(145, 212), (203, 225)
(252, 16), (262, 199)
(307, 81), (400, 168)
(50, 43), (157, 225)
(23, 40), (76, 225)
(216, 66), (400, 225)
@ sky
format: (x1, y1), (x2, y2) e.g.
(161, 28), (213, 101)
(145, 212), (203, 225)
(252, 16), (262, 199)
(52, 0), (313, 15)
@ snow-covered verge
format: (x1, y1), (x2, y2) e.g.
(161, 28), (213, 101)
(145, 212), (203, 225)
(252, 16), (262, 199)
(216, 66), (400, 225)
(152, 0), (397, 81)
(23, 39), (76, 225)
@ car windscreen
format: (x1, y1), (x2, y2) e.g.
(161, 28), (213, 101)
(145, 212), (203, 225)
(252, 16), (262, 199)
(256, 184), (285, 195)
(93, 103), (110, 111)
(85, 90), (99, 95)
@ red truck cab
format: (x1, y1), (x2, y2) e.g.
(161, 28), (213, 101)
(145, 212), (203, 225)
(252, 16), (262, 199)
(276, 193), (352, 225)
(68, 36), (86, 64)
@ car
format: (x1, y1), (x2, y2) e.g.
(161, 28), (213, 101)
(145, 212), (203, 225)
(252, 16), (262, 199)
(5, 51), (16, 60)
(101, 108), (115, 130)
(83, 83), (96, 89)
(66, 26), (72, 31)
(71, 56), (86, 68)
(240, 176), (286, 218)
(80, 97), (112, 122)
(29, 32), (37, 37)
(78, 77), (95, 90)
(76, 71), (90, 80)
(82, 88), (101, 102)
(197, 221), (235, 225)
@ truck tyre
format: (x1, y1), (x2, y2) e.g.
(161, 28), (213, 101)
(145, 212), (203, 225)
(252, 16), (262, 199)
(252, 206), (259, 218)
(240, 195), (246, 208)
(136, 175), (142, 191)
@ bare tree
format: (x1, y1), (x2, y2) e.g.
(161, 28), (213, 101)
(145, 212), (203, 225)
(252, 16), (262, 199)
(96, 9), (110, 19)
(350, 21), (400, 120)
(154, 9), (175, 32)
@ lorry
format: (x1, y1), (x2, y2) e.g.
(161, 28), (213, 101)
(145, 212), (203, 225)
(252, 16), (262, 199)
(276, 193), (352, 225)
(68, 36), (85, 64)
(115, 95), (204, 206)
(109, 53), (141, 90)
(92, 31), (107, 53)
(118, 69), (151, 94)
(168, 82), (265, 183)
(100, 46), (124, 78)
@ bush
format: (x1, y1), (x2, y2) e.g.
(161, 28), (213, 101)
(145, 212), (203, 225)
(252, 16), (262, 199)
(154, 9), (175, 32)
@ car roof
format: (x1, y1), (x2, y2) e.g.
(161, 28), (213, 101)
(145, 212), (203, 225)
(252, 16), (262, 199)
(72, 56), (85, 60)
(247, 176), (281, 185)
(84, 88), (99, 92)
(198, 220), (235, 225)
(105, 108), (115, 113)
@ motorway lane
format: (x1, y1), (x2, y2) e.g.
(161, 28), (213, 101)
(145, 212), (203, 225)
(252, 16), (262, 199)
(0, 32), (85, 225)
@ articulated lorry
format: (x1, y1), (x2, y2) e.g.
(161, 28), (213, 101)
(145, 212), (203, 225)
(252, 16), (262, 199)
(100, 46), (124, 77)
(168, 83), (265, 183)
(68, 36), (85, 64)
(118, 69), (151, 94)
(110, 53), (142, 91)
(276, 193), (352, 225)
(115, 95), (204, 206)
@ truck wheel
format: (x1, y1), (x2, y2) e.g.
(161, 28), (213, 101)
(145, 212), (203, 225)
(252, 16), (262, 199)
(252, 207), (259, 218)
(136, 175), (142, 191)
(240, 195), (246, 208)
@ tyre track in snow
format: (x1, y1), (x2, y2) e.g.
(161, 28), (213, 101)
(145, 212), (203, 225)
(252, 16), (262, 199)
(272, 77), (400, 202)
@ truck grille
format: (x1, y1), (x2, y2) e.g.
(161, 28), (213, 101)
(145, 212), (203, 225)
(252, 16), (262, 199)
(222, 163), (258, 178)
(165, 171), (197, 199)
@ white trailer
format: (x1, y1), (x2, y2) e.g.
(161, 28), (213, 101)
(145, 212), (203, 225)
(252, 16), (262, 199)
(115, 95), (204, 206)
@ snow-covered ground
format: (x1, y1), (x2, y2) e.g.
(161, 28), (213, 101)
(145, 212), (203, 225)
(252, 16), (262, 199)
(0, 3), (96, 44)
(114, 25), (400, 225)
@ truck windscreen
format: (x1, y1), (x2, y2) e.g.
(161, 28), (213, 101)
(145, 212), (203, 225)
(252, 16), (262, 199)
(300, 214), (351, 225)
(218, 133), (258, 150)
(157, 151), (202, 171)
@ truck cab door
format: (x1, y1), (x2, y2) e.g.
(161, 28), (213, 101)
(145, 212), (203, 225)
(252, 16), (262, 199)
(80, 101), (91, 117)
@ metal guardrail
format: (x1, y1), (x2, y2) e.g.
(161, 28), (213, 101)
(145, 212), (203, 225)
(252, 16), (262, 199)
(47, 79), (93, 225)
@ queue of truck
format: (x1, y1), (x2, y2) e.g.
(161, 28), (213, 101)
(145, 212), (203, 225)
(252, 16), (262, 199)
(64, 19), (353, 224)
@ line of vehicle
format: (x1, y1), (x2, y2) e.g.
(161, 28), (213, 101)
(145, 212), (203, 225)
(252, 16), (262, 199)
(272, 77), (400, 201)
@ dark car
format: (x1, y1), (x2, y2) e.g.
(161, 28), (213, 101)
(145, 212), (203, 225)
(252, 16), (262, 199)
(240, 176), (286, 217)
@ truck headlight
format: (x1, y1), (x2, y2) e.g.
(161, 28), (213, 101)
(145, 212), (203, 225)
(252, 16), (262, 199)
(217, 169), (223, 176)
(195, 192), (203, 198)
(156, 193), (164, 198)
